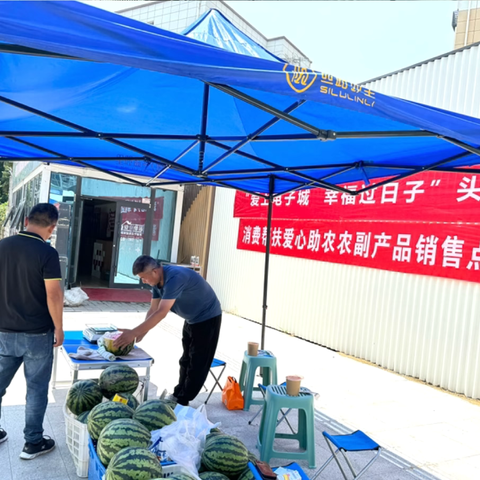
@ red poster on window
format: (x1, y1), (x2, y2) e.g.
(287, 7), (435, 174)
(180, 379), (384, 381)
(237, 218), (480, 284)
(234, 171), (480, 223)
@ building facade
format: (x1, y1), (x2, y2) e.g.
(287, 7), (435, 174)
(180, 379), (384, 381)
(6, 0), (310, 290)
(7, 163), (182, 290)
(118, 0), (311, 67)
(205, 40), (480, 399)
(453, 1), (480, 49)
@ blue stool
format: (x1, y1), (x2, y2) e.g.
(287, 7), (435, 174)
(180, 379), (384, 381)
(203, 358), (227, 404)
(239, 350), (277, 411)
(257, 385), (316, 468)
(312, 430), (382, 480)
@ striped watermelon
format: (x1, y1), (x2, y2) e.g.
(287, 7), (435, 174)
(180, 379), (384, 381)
(165, 475), (198, 480)
(106, 447), (162, 480)
(200, 472), (230, 480)
(133, 399), (176, 431)
(103, 337), (135, 357)
(99, 365), (139, 397)
(87, 401), (135, 441)
(201, 435), (249, 477)
(77, 410), (91, 424)
(66, 380), (103, 415)
(238, 467), (255, 480)
(97, 418), (151, 466)
(111, 393), (139, 410)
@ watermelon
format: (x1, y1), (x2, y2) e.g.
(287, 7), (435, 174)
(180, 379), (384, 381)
(97, 418), (151, 466)
(99, 365), (139, 397)
(77, 410), (91, 424)
(200, 472), (230, 480)
(87, 401), (135, 441)
(106, 447), (162, 480)
(133, 399), (176, 431)
(103, 337), (135, 357)
(238, 467), (255, 480)
(247, 451), (258, 464)
(165, 475), (197, 480)
(201, 435), (249, 477)
(111, 392), (139, 410)
(66, 380), (103, 415)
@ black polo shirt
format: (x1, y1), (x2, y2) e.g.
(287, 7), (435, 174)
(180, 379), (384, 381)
(0, 231), (62, 333)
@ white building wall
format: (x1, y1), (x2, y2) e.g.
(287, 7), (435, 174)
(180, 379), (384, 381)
(208, 188), (480, 399)
(362, 43), (480, 118)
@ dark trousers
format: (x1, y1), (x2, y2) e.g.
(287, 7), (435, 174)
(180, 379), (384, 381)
(0, 331), (54, 443)
(173, 314), (222, 405)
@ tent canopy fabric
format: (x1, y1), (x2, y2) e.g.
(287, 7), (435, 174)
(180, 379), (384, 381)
(182, 9), (284, 63)
(0, 0), (479, 196)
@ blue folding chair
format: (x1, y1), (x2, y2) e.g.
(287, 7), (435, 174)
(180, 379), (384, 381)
(204, 358), (227, 404)
(312, 430), (382, 480)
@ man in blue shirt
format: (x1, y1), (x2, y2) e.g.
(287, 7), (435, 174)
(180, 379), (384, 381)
(115, 255), (222, 406)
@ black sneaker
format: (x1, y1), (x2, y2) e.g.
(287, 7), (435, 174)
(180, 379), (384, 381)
(0, 429), (7, 444)
(20, 436), (55, 460)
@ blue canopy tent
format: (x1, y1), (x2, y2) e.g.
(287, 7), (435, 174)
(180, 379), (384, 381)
(1, 1), (480, 346)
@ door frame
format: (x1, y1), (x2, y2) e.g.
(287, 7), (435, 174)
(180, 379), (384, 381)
(109, 199), (153, 289)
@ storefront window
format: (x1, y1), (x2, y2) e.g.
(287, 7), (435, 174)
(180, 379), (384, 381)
(81, 177), (150, 201)
(49, 173), (78, 287)
(9, 173), (43, 234)
(150, 189), (177, 262)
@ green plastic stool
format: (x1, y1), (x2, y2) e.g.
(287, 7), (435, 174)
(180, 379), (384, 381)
(239, 351), (277, 411)
(257, 385), (316, 468)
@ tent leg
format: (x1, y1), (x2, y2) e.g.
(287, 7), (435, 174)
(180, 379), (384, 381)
(261, 176), (274, 350)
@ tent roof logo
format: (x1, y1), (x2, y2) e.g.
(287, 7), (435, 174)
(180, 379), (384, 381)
(283, 64), (318, 93)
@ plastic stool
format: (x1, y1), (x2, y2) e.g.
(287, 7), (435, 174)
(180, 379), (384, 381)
(257, 385), (316, 468)
(239, 350), (277, 411)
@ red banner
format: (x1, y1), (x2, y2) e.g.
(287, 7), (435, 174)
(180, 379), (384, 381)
(234, 171), (480, 222)
(237, 218), (480, 283)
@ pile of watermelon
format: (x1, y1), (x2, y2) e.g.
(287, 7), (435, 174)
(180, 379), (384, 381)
(66, 365), (259, 480)
(66, 365), (141, 419)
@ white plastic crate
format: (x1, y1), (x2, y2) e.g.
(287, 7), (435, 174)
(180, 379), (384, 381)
(64, 403), (90, 478)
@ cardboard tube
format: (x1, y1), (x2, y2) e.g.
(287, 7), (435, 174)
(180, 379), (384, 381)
(286, 375), (303, 396)
(248, 342), (259, 356)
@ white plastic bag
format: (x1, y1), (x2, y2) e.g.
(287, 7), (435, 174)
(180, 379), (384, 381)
(150, 404), (220, 479)
(64, 287), (89, 307)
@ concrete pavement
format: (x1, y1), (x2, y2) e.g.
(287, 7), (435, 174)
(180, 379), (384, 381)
(0, 300), (478, 479)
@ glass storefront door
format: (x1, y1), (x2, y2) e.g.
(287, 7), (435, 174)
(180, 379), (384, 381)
(110, 201), (149, 287)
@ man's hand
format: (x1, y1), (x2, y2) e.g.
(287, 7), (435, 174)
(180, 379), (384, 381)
(135, 332), (147, 343)
(54, 329), (64, 347)
(114, 329), (137, 348)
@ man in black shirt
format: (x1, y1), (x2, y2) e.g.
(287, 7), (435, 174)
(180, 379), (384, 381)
(0, 203), (64, 460)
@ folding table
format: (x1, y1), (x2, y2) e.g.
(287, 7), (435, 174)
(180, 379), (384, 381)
(52, 330), (154, 401)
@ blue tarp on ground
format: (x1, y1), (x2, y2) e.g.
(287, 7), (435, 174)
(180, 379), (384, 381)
(0, 0), (479, 195)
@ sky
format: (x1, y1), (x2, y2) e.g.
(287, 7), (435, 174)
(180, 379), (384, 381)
(86, 1), (457, 83)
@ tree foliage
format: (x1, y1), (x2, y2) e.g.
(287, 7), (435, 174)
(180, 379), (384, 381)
(0, 162), (12, 204)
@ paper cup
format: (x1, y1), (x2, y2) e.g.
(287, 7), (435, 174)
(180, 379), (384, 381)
(286, 375), (303, 396)
(247, 342), (259, 356)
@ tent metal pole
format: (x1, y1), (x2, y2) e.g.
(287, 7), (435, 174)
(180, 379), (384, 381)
(202, 100), (304, 173)
(356, 150), (472, 194)
(261, 176), (275, 350)
(6, 136), (146, 186)
(206, 138), (349, 193)
(198, 84), (210, 172)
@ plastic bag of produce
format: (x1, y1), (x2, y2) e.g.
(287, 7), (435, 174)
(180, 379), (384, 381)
(151, 404), (220, 479)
